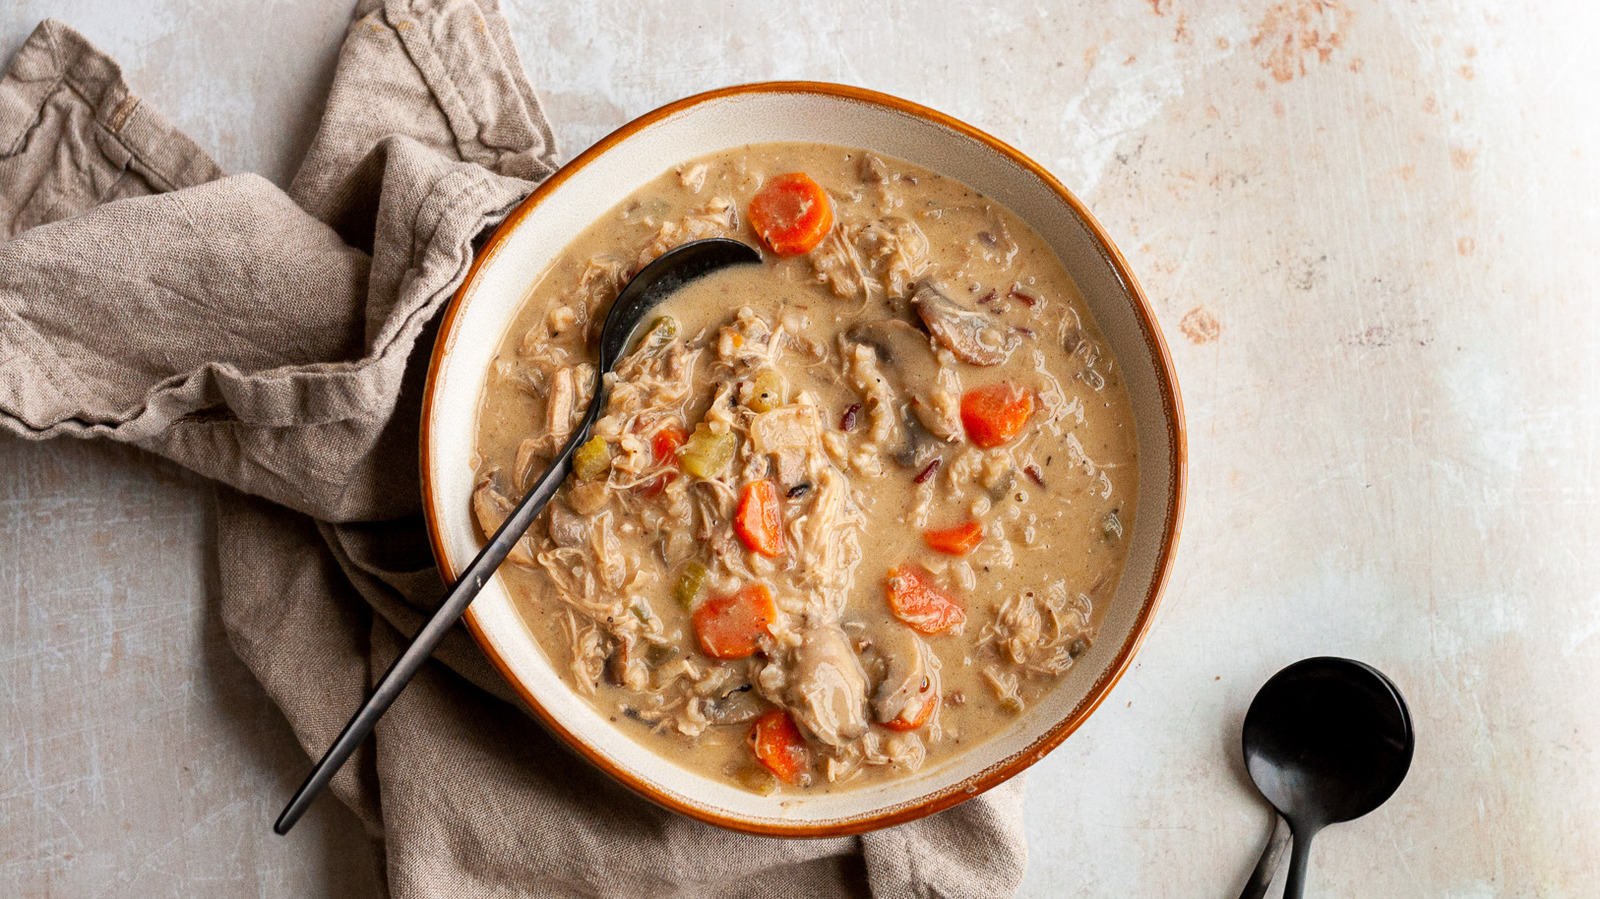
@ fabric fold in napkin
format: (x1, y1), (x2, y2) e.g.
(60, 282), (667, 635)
(0, 4), (1028, 897)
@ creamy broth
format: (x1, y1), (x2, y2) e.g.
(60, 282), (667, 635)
(472, 143), (1137, 794)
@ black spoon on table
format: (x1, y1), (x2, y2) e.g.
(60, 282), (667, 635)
(273, 237), (762, 835)
(1236, 657), (1414, 899)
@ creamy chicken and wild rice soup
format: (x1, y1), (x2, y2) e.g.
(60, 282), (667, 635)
(471, 143), (1137, 794)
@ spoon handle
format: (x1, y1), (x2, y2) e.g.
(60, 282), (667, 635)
(1282, 825), (1315, 899)
(1237, 813), (1291, 899)
(272, 426), (584, 835)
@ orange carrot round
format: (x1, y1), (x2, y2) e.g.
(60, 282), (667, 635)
(923, 520), (985, 556)
(638, 425), (689, 497)
(749, 709), (810, 783)
(960, 383), (1034, 448)
(884, 564), (967, 635)
(735, 479), (785, 557)
(652, 425), (689, 462)
(748, 173), (834, 256)
(693, 583), (776, 659)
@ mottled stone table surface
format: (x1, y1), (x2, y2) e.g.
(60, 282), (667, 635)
(4, 1), (1596, 896)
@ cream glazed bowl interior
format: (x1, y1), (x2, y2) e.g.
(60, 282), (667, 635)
(420, 82), (1186, 837)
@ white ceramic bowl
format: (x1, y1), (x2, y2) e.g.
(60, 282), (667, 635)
(421, 83), (1185, 837)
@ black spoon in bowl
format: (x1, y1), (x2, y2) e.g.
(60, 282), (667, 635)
(273, 237), (761, 835)
(1237, 657), (1414, 899)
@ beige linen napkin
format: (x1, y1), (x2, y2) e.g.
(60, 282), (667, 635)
(0, 4), (1028, 896)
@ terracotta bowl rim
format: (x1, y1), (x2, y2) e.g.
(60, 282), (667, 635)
(418, 80), (1187, 837)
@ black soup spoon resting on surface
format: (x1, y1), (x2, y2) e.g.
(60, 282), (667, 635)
(273, 237), (762, 835)
(1237, 657), (1414, 899)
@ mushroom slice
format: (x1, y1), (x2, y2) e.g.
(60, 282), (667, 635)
(892, 403), (940, 470)
(843, 320), (961, 441)
(844, 318), (937, 369)
(546, 499), (589, 549)
(513, 439), (549, 493)
(706, 684), (766, 725)
(607, 634), (650, 692)
(785, 624), (871, 747)
(472, 475), (535, 566)
(912, 283), (1020, 366)
(872, 628), (942, 727)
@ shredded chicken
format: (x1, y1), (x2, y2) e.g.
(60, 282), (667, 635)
(677, 162), (708, 193)
(810, 224), (879, 303)
(913, 283), (1021, 366)
(771, 624), (870, 747)
(860, 217), (930, 300)
(912, 362), (964, 440)
(976, 581), (1096, 710)
(844, 343), (897, 452)
(822, 727), (927, 782)
(564, 610), (607, 696)
(636, 197), (737, 268)
(809, 206), (929, 303)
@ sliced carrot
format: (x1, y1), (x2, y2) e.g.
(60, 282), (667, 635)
(923, 520), (985, 556)
(652, 425), (689, 462)
(884, 564), (967, 635)
(960, 383), (1034, 448)
(748, 173), (834, 256)
(693, 583), (777, 659)
(882, 689), (939, 732)
(638, 425), (689, 497)
(735, 479), (785, 557)
(749, 709), (810, 783)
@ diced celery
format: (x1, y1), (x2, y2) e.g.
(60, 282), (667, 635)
(673, 561), (710, 610)
(734, 765), (779, 796)
(572, 435), (611, 481)
(634, 315), (679, 352)
(680, 425), (735, 479)
(746, 370), (787, 413)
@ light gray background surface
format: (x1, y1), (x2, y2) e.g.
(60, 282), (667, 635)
(4, 1), (1597, 896)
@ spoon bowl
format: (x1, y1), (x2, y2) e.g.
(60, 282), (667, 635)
(1240, 657), (1413, 898)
